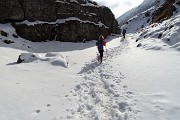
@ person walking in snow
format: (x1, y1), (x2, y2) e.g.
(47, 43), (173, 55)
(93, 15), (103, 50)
(121, 25), (127, 39)
(122, 28), (126, 38)
(96, 35), (106, 63)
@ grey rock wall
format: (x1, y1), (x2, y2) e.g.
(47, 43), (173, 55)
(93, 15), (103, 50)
(0, 0), (120, 42)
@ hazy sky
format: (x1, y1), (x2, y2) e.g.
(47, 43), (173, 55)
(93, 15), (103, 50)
(94, 0), (144, 18)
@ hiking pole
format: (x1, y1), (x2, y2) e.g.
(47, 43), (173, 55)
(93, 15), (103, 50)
(105, 46), (108, 59)
(96, 47), (100, 62)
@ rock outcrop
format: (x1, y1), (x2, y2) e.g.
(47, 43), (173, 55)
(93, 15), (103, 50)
(152, 0), (177, 23)
(0, 0), (24, 22)
(0, 0), (120, 42)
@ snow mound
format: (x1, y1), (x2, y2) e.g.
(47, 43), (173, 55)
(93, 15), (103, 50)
(18, 52), (68, 68)
(45, 53), (69, 68)
(141, 42), (164, 51)
(45, 52), (59, 57)
(19, 53), (39, 63)
(49, 57), (68, 68)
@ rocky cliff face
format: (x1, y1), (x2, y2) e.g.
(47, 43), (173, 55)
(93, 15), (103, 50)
(152, 0), (177, 23)
(0, 0), (120, 42)
(0, 0), (24, 22)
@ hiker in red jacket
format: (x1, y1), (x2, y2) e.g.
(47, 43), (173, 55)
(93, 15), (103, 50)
(96, 35), (106, 63)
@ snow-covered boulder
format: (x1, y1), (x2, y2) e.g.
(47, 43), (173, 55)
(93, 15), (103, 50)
(45, 53), (69, 68)
(17, 52), (69, 68)
(49, 56), (68, 68)
(17, 53), (39, 63)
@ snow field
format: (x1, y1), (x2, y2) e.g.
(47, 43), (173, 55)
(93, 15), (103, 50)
(1, 22), (180, 120)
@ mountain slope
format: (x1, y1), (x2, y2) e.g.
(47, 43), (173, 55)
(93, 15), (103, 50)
(117, 0), (180, 50)
(117, 0), (164, 26)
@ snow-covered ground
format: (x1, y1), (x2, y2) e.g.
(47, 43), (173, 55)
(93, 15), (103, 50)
(0, 23), (180, 120)
(113, 35), (180, 120)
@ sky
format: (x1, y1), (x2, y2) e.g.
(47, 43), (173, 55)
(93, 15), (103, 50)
(94, 0), (144, 18)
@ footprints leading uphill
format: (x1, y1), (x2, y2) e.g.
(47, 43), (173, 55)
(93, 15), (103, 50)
(66, 39), (141, 120)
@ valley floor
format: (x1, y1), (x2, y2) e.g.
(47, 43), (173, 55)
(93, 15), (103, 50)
(0, 34), (180, 120)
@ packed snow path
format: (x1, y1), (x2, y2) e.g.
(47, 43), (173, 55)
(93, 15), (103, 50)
(67, 38), (141, 120)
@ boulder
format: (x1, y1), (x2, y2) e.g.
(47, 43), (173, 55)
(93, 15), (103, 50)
(17, 55), (24, 63)
(137, 43), (142, 47)
(176, 1), (180, 6)
(152, 0), (176, 23)
(17, 53), (39, 63)
(3, 39), (14, 44)
(0, 30), (8, 37)
(158, 33), (163, 39)
(12, 33), (19, 38)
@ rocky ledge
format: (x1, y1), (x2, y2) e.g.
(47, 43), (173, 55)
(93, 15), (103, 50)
(152, 0), (177, 23)
(0, 0), (120, 42)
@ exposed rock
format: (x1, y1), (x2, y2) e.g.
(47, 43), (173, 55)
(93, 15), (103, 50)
(158, 33), (163, 39)
(169, 25), (174, 29)
(137, 43), (142, 47)
(147, 19), (150, 23)
(17, 53), (39, 63)
(13, 20), (111, 42)
(12, 33), (19, 38)
(0, 30), (8, 37)
(0, 0), (120, 42)
(136, 38), (140, 42)
(145, 11), (150, 17)
(13, 23), (56, 42)
(0, 0), (24, 22)
(17, 55), (24, 63)
(3, 39), (15, 44)
(176, 1), (180, 6)
(152, 0), (176, 23)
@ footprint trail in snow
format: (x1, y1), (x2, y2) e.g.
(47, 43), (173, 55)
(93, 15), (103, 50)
(67, 38), (141, 120)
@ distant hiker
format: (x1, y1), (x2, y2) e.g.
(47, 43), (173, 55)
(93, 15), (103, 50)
(122, 28), (126, 38)
(121, 25), (127, 38)
(96, 35), (106, 63)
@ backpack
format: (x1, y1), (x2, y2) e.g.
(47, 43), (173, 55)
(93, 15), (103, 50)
(96, 40), (106, 50)
(96, 40), (103, 50)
